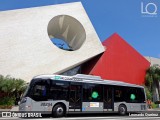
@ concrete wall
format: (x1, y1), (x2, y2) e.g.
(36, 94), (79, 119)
(0, 2), (104, 82)
(145, 56), (160, 66)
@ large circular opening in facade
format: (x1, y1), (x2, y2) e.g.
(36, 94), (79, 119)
(48, 15), (86, 51)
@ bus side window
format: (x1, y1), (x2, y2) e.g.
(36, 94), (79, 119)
(114, 87), (125, 102)
(83, 84), (102, 102)
(126, 87), (141, 103)
(139, 88), (145, 103)
(127, 88), (145, 103)
(49, 81), (69, 100)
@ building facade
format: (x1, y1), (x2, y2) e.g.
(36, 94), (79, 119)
(0, 2), (155, 86)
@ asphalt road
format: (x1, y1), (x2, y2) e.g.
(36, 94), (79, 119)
(1, 113), (160, 120)
(1, 116), (160, 120)
(1, 107), (160, 120)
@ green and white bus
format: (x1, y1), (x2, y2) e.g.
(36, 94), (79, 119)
(19, 74), (147, 117)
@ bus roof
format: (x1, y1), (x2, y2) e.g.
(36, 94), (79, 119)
(33, 74), (144, 88)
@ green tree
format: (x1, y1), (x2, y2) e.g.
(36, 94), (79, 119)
(14, 79), (27, 98)
(144, 86), (152, 100)
(0, 74), (27, 107)
(145, 64), (160, 101)
(0, 75), (15, 96)
(0, 75), (4, 91)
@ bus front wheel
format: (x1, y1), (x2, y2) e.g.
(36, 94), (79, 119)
(52, 104), (65, 117)
(118, 104), (127, 115)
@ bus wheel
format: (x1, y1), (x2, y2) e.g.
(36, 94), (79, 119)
(118, 104), (127, 115)
(52, 104), (65, 117)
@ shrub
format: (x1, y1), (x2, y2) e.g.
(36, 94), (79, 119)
(0, 96), (15, 109)
(0, 74), (27, 107)
(144, 86), (152, 100)
(151, 102), (158, 108)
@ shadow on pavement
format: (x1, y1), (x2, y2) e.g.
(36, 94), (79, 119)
(66, 113), (120, 117)
(39, 113), (127, 118)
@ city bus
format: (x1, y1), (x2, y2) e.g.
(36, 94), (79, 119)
(19, 74), (147, 117)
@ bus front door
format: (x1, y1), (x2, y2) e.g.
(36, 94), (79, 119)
(69, 84), (82, 112)
(103, 86), (113, 111)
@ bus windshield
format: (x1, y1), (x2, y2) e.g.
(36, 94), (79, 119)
(23, 84), (30, 97)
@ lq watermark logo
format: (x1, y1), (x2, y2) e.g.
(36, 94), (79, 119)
(141, 1), (158, 17)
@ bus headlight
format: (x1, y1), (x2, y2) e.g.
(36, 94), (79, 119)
(20, 97), (27, 104)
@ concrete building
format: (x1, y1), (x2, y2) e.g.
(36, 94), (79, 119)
(81, 33), (150, 85)
(0, 2), (104, 82)
(145, 56), (160, 66)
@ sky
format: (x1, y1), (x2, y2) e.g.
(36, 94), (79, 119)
(0, 0), (160, 58)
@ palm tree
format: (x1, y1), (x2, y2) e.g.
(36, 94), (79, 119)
(14, 79), (27, 97)
(0, 75), (27, 106)
(0, 75), (4, 91)
(145, 64), (160, 102)
(0, 75), (15, 96)
(0, 75), (27, 97)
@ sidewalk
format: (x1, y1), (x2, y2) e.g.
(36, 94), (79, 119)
(0, 106), (19, 112)
(147, 108), (160, 111)
(10, 106), (19, 111)
(0, 109), (10, 111)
